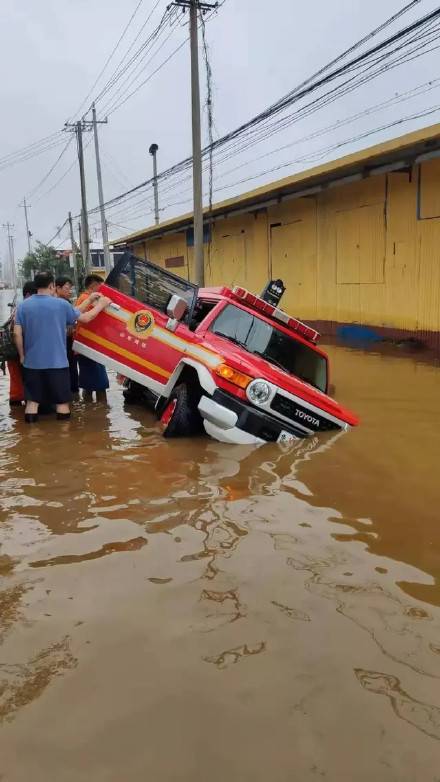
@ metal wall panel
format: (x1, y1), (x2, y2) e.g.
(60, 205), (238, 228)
(210, 233), (247, 287)
(336, 204), (385, 285)
(270, 218), (318, 319)
(419, 159), (440, 219)
(417, 219), (440, 334)
(129, 157), (440, 338)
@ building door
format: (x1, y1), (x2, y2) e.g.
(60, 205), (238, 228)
(270, 216), (317, 319)
(211, 233), (247, 288)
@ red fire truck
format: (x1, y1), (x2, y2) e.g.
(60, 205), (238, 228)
(73, 253), (358, 445)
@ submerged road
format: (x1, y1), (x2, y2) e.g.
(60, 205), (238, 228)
(1, 289), (440, 781)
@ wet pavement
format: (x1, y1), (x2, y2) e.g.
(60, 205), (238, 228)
(1, 289), (440, 781)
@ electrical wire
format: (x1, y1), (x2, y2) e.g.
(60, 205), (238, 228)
(100, 149), (134, 191)
(209, 104), (440, 196)
(0, 135), (66, 174)
(26, 136), (75, 200)
(91, 0), (168, 109)
(45, 218), (69, 247)
(106, 32), (187, 115)
(80, 5), (440, 223)
(141, 75), (440, 209)
(35, 136), (94, 203)
(69, 0), (147, 120)
(101, 11), (181, 115)
(0, 132), (64, 166)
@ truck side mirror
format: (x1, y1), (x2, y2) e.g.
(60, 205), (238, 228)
(166, 294), (188, 321)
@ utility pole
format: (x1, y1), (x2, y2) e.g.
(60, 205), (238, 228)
(2, 223), (16, 289)
(171, 0), (218, 286)
(91, 103), (112, 275)
(149, 143), (160, 225)
(64, 120), (92, 272)
(20, 198), (32, 255)
(78, 221), (83, 265)
(9, 236), (16, 290)
(77, 121), (91, 272)
(68, 211), (79, 292)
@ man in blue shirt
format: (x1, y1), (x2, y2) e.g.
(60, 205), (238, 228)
(14, 271), (110, 423)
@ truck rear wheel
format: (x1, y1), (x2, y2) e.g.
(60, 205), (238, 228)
(160, 384), (202, 438)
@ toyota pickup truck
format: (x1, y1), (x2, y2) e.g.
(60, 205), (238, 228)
(73, 252), (358, 445)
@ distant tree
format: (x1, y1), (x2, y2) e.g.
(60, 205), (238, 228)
(20, 241), (72, 281)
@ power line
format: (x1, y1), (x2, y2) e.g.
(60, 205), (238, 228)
(79, 4), (440, 223)
(26, 136), (75, 200)
(69, 0), (147, 120)
(139, 76), (440, 208)
(91, 0), (168, 109)
(45, 218), (70, 247)
(101, 13), (182, 115)
(204, 9), (440, 164)
(20, 4), (173, 212)
(34, 136), (93, 204)
(0, 135), (66, 174)
(107, 34), (188, 115)
(0, 132), (63, 167)
(211, 104), (440, 196)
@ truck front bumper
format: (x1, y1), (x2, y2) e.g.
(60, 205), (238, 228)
(198, 390), (308, 445)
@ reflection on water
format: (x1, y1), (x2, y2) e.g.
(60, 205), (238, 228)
(0, 637), (77, 724)
(203, 641), (266, 670)
(1, 283), (440, 780)
(355, 668), (440, 741)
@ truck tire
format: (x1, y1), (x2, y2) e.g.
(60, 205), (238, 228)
(160, 384), (202, 438)
(123, 381), (158, 410)
(123, 381), (143, 405)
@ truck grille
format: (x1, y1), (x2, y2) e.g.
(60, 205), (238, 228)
(270, 394), (340, 432)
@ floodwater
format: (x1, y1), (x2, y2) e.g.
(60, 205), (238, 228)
(1, 288), (440, 781)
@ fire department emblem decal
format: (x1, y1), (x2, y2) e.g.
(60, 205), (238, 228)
(127, 310), (155, 339)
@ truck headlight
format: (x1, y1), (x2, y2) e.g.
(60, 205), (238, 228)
(247, 379), (271, 405)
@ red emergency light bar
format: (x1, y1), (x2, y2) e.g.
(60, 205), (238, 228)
(231, 286), (320, 344)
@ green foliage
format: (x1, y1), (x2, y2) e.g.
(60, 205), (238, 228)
(20, 241), (72, 281)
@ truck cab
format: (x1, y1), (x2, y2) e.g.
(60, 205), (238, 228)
(73, 253), (358, 445)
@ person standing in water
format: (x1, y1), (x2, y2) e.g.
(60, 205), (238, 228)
(75, 274), (110, 401)
(14, 272), (110, 423)
(7, 281), (37, 406)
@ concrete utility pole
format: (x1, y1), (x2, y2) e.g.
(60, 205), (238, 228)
(78, 221), (83, 264)
(2, 223), (15, 288)
(64, 121), (92, 271)
(10, 236), (18, 290)
(172, 0), (218, 286)
(20, 198), (32, 255)
(91, 103), (112, 275)
(189, 0), (204, 286)
(68, 211), (79, 292)
(149, 143), (160, 226)
(3, 223), (17, 289)
(76, 121), (91, 272)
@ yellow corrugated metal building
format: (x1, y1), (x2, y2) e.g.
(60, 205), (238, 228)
(112, 123), (440, 345)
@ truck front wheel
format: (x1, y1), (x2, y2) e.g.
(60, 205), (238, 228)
(160, 384), (202, 438)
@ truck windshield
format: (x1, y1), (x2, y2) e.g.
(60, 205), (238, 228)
(211, 304), (327, 392)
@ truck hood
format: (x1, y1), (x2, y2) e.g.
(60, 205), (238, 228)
(202, 333), (359, 427)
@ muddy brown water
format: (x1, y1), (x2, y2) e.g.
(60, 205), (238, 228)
(1, 289), (440, 781)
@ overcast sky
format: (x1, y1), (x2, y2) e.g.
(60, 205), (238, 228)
(1, 0), (439, 267)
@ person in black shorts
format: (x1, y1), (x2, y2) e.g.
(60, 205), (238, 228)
(14, 272), (110, 423)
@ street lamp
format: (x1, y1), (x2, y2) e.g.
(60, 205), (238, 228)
(149, 143), (159, 226)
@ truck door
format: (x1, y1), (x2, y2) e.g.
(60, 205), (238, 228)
(74, 253), (199, 396)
